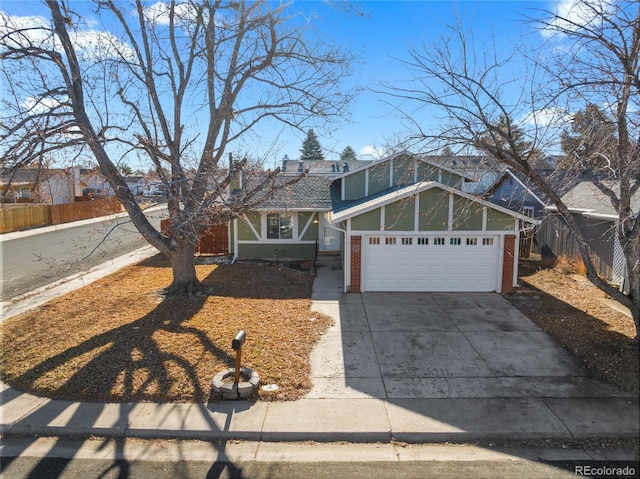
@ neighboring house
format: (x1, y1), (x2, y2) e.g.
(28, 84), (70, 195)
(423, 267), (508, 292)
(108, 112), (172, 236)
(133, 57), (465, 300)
(280, 156), (371, 176)
(72, 167), (114, 199)
(484, 168), (548, 219)
(540, 180), (638, 287)
(230, 151), (538, 294)
(124, 176), (145, 195)
(1, 166), (114, 204)
(1, 168), (72, 204)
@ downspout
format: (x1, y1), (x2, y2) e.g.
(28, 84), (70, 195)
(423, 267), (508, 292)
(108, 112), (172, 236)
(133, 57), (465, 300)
(231, 218), (238, 264)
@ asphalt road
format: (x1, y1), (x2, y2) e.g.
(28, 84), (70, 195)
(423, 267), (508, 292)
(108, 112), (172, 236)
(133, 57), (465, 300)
(0, 207), (167, 301)
(0, 457), (587, 479)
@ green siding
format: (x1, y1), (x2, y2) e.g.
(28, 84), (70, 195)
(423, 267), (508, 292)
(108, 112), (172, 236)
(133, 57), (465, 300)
(300, 212), (319, 241)
(368, 163), (390, 196)
(417, 162), (440, 182)
(487, 209), (515, 231)
(344, 171), (366, 200)
(351, 208), (381, 231)
(418, 189), (449, 231)
(440, 171), (463, 189)
(385, 199), (415, 231)
(238, 243), (316, 259)
(238, 212), (261, 240)
(452, 197), (483, 231)
(392, 156), (415, 187)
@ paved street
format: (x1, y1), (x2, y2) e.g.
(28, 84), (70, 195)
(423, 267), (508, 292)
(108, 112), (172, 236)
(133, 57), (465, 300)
(0, 207), (166, 301)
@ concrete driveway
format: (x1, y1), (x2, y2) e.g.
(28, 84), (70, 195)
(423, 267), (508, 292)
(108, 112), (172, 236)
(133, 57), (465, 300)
(308, 260), (625, 400)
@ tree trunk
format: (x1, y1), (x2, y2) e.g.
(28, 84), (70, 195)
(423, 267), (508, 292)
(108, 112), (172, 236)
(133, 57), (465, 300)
(164, 239), (207, 298)
(624, 238), (640, 345)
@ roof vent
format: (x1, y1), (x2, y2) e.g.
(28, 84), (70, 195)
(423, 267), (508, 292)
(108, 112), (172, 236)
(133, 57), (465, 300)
(342, 163), (349, 173)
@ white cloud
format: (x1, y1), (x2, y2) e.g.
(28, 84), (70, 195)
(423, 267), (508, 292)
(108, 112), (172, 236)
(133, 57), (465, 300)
(0, 11), (135, 62)
(519, 107), (572, 129)
(142, 2), (201, 27)
(540, 0), (608, 39)
(359, 145), (387, 159)
(22, 95), (67, 114)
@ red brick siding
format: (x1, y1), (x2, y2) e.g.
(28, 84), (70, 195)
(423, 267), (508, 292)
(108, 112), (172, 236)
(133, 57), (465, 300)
(350, 236), (362, 293)
(501, 235), (516, 294)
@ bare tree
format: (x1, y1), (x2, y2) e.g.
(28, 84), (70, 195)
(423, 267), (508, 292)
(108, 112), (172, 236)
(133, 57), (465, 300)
(384, 0), (639, 342)
(1, 0), (354, 295)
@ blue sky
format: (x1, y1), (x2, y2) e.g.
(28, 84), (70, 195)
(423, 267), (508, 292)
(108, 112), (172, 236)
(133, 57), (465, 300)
(1, 0), (559, 168)
(304, 1), (551, 161)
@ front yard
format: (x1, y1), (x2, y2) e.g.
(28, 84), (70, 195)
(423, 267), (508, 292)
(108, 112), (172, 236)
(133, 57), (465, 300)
(1, 255), (637, 403)
(0, 255), (332, 402)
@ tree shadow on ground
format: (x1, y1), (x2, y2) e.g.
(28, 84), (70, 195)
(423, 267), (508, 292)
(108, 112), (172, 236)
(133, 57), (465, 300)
(8, 267), (234, 403)
(505, 278), (639, 394)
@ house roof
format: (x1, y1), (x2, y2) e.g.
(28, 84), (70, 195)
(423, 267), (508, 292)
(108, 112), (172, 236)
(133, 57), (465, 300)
(329, 151), (477, 182)
(281, 158), (372, 175)
(329, 180), (540, 225)
(234, 175), (333, 211)
(546, 180), (640, 219)
(0, 167), (67, 186)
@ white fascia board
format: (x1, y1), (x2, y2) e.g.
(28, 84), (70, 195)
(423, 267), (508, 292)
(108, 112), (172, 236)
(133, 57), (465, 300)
(581, 211), (618, 221)
(544, 205), (592, 213)
(330, 181), (540, 225)
(253, 207), (331, 213)
(329, 181), (435, 224)
(507, 170), (547, 207)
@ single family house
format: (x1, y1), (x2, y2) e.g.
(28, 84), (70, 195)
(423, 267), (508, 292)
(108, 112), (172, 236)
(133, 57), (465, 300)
(229, 152), (538, 294)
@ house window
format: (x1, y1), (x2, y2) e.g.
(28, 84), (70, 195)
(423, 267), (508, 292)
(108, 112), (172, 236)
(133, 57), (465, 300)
(482, 238), (494, 246)
(17, 187), (31, 199)
(401, 237), (412, 245)
(385, 237), (397, 245)
(450, 237), (461, 245)
(523, 206), (535, 218)
(466, 237), (478, 245)
(418, 237), (429, 245)
(434, 237), (445, 245)
(369, 237), (380, 245)
(267, 213), (293, 239)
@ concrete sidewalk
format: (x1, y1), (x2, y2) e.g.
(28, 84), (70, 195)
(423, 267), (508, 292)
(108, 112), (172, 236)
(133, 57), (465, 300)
(1, 253), (638, 444)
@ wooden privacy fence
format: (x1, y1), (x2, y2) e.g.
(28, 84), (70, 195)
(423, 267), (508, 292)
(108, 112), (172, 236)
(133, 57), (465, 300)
(161, 219), (229, 255)
(50, 198), (122, 224)
(0, 198), (123, 233)
(0, 204), (51, 233)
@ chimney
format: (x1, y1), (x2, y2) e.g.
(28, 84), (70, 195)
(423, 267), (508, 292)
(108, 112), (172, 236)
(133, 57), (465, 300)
(298, 160), (304, 173)
(342, 162), (349, 173)
(282, 154), (289, 173)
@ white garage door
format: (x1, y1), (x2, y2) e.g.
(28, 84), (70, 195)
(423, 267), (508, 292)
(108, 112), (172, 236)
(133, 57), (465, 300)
(364, 235), (500, 292)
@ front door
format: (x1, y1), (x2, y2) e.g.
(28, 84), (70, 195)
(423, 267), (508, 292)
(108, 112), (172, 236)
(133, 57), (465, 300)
(321, 213), (341, 252)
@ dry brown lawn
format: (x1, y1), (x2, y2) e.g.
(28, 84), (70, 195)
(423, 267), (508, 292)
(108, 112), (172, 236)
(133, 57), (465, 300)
(508, 260), (639, 394)
(0, 255), (332, 403)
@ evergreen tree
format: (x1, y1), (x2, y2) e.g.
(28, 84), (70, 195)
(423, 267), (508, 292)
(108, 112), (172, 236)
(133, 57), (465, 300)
(340, 146), (357, 161)
(300, 129), (325, 161)
(560, 104), (617, 171)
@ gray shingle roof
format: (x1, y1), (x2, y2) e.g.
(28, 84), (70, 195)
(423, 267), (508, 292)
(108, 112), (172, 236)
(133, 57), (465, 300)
(233, 175), (333, 210)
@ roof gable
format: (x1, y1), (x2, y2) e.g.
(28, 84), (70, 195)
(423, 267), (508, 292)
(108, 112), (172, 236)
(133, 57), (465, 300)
(330, 181), (538, 225)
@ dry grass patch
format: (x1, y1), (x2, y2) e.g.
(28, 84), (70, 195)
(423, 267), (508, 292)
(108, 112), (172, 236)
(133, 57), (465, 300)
(0, 255), (332, 402)
(508, 260), (638, 394)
